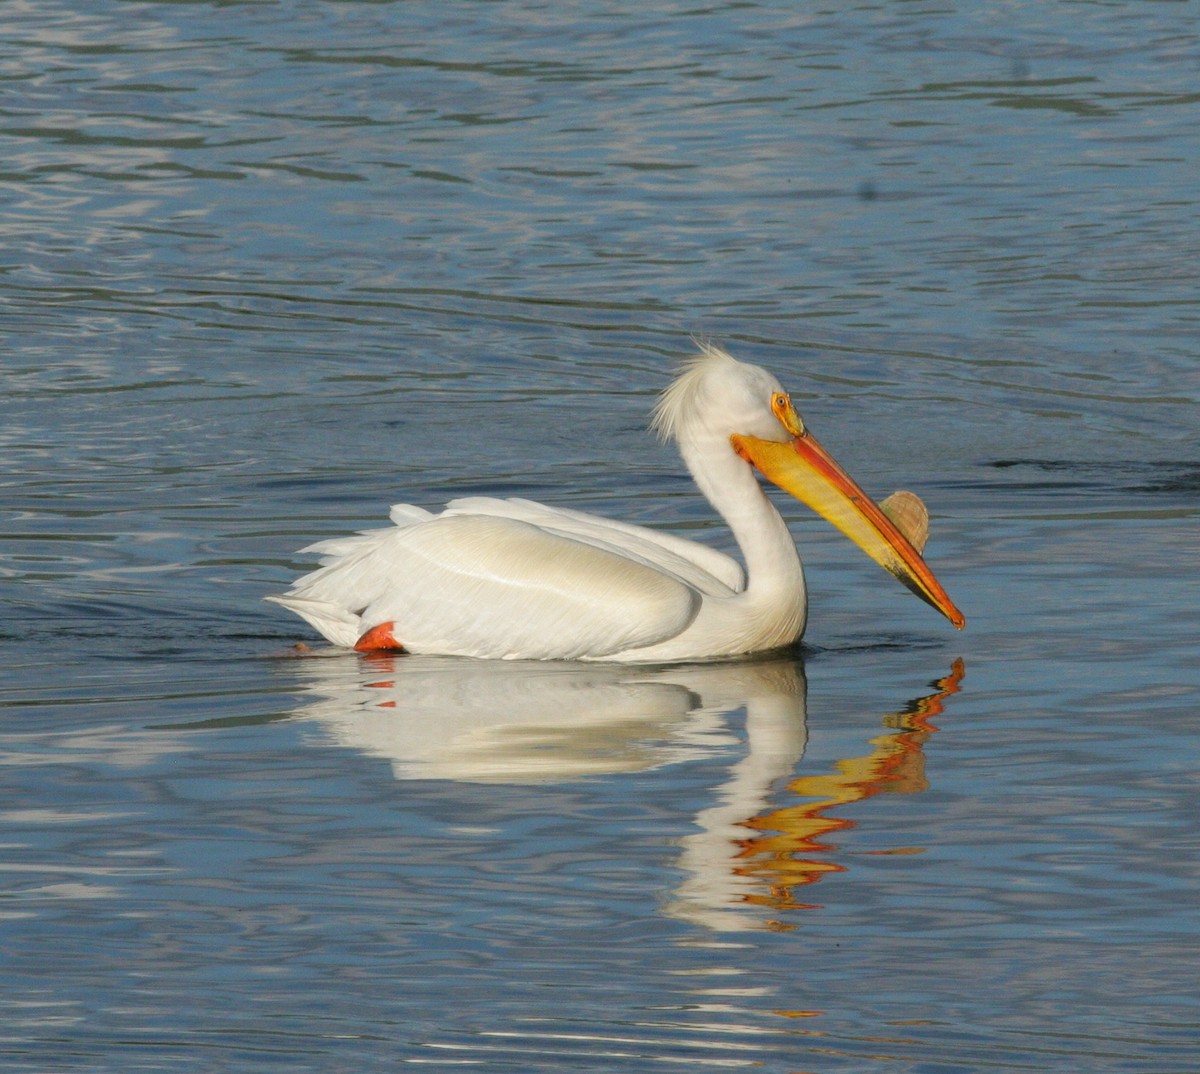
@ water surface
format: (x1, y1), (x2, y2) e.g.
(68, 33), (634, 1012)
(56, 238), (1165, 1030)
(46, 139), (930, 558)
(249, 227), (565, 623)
(2, 2), (1197, 1070)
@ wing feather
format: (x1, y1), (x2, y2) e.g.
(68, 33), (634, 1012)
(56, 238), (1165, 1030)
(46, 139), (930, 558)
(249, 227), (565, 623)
(444, 497), (745, 595)
(270, 511), (703, 660)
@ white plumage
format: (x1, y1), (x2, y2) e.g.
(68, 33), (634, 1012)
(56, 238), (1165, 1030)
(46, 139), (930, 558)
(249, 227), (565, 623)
(268, 344), (962, 661)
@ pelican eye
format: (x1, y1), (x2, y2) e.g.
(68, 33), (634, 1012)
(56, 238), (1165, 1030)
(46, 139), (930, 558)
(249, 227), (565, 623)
(771, 392), (806, 437)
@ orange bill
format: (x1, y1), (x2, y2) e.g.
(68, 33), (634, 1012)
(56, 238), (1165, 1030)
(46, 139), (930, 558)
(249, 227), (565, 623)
(732, 429), (965, 629)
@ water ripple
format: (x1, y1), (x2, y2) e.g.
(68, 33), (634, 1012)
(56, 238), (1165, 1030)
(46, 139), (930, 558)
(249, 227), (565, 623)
(2, 2), (1198, 1071)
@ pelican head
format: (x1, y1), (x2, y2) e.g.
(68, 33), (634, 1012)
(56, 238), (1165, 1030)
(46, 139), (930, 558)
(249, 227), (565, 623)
(656, 345), (964, 630)
(653, 345), (796, 447)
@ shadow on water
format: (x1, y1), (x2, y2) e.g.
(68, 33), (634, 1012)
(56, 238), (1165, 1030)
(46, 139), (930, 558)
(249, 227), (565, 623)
(264, 649), (965, 931)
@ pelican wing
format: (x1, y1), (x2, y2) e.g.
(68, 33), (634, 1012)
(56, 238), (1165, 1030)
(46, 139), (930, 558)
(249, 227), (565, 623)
(270, 510), (704, 660)
(443, 497), (745, 595)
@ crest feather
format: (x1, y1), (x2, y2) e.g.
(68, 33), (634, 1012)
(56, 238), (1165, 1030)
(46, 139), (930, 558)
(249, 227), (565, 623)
(651, 343), (739, 443)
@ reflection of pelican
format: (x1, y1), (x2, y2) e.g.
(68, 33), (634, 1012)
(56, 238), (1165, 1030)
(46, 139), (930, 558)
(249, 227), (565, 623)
(269, 345), (963, 661)
(287, 652), (806, 784)
(681, 658), (965, 927)
(287, 652), (964, 930)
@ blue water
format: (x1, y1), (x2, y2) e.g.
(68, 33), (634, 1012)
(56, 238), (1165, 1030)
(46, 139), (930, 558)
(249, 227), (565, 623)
(2, 2), (1198, 1070)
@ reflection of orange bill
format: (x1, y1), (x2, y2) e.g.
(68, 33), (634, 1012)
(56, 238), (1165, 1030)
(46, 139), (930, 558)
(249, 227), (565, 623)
(741, 659), (966, 912)
(732, 431), (965, 629)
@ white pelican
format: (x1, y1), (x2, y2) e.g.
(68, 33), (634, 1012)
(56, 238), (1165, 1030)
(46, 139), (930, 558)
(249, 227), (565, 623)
(268, 344), (964, 661)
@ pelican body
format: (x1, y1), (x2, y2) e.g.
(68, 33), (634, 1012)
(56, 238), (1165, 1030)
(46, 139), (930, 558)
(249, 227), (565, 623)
(269, 345), (963, 661)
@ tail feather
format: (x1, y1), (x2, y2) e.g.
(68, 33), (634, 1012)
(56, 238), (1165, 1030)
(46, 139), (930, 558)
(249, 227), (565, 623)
(265, 593), (362, 649)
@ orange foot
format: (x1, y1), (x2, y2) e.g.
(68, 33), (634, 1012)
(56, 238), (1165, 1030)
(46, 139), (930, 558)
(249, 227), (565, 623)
(353, 621), (406, 653)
